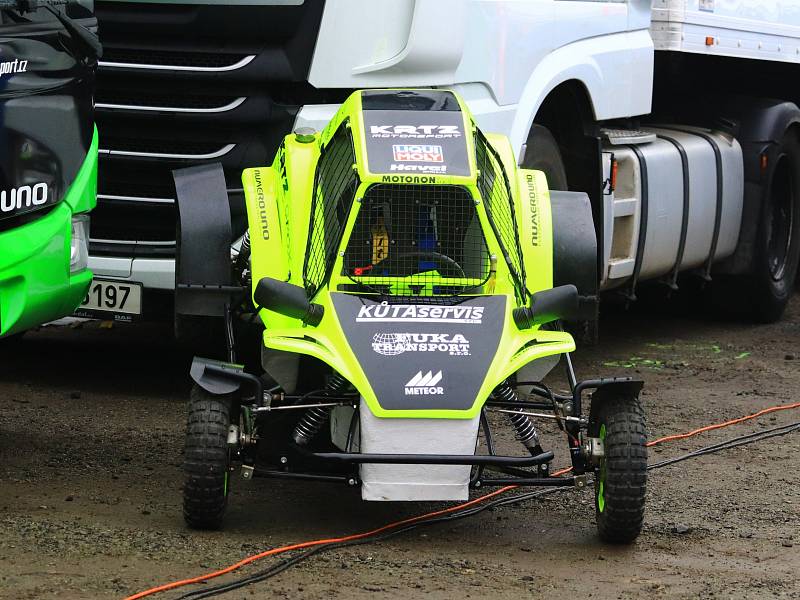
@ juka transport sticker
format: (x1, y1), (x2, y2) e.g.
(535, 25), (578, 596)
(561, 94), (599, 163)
(372, 332), (471, 356)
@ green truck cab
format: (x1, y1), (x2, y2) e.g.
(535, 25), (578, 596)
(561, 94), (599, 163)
(0, 1), (99, 338)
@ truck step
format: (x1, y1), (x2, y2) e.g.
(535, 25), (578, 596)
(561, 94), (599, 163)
(601, 129), (657, 146)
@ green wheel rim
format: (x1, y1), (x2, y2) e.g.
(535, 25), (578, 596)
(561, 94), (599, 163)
(597, 424), (607, 513)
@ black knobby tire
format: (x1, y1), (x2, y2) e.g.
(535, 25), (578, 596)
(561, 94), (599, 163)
(589, 391), (647, 544)
(183, 385), (234, 530)
(522, 124), (569, 191)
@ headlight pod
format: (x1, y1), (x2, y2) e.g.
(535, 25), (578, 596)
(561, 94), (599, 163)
(70, 214), (90, 273)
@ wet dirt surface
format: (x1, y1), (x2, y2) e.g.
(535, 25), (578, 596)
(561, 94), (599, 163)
(1, 297), (799, 599)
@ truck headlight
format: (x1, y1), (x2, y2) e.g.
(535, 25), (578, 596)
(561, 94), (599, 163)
(70, 214), (90, 273)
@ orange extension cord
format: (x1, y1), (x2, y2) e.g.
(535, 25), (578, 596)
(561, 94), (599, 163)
(125, 400), (800, 600)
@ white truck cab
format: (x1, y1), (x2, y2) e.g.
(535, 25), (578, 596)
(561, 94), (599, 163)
(87, 0), (800, 325)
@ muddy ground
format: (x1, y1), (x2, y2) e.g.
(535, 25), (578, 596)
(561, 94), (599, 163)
(1, 296), (799, 599)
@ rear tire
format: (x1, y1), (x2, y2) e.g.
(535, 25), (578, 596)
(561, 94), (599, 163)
(522, 124), (569, 191)
(183, 385), (234, 530)
(750, 132), (800, 321)
(589, 391), (647, 544)
(709, 130), (800, 322)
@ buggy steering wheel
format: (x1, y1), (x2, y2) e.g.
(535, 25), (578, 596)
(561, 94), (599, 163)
(373, 251), (466, 279)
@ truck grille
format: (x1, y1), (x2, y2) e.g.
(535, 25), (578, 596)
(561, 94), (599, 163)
(93, 0), (330, 259)
(101, 48), (254, 71)
(95, 90), (246, 112)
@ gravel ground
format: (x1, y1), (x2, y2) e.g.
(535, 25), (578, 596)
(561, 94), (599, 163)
(1, 296), (799, 599)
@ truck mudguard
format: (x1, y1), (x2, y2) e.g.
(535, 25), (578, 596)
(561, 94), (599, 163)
(173, 163), (234, 318)
(716, 98), (800, 275)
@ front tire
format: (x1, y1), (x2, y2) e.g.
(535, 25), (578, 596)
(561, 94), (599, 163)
(183, 385), (234, 530)
(589, 391), (647, 544)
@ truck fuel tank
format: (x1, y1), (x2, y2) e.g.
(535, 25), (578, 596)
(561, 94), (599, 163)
(600, 126), (743, 292)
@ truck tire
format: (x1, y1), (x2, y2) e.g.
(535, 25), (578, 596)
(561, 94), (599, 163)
(710, 131), (800, 322)
(183, 385), (234, 530)
(589, 391), (647, 544)
(522, 124), (569, 191)
(751, 131), (800, 321)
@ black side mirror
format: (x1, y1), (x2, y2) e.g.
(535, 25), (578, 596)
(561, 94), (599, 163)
(254, 277), (324, 326)
(513, 285), (579, 329)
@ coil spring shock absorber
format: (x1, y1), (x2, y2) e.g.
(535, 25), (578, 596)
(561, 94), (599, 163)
(291, 373), (349, 446)
(494, 380), (546, 459)
(235, 231), (251, 279)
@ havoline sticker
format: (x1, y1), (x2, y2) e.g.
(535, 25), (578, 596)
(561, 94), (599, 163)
(332, 293), (505, 411)
(362, 109), (471, 177)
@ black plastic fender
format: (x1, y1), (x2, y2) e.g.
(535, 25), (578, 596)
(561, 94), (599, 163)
(190, 356), (263, 399)
(550, 190), (599, 321)
(173, 163), (236, 318)
(724, 98), (800, 153)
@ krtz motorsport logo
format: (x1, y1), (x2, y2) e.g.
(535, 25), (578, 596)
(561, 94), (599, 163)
(405, 371), (444, 396)
(370, 125), (462, 139)
(372, 332), (471, 357)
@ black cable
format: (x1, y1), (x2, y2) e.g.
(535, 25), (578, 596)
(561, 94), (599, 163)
(647, 421), (800, 470)
(172, 420), (800, 599)
(176, 488), (556, 600)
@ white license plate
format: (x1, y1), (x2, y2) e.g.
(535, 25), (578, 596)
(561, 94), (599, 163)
(77, 279), (143, 319)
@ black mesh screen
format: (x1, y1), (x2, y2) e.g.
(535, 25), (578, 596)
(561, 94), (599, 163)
(303, 122), (359, 296)
(342, 184), (490, 300)
(474, 132), (527, 302)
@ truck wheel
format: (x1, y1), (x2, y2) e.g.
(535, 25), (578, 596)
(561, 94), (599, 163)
(708, 131), (800, 322)
(522, 124), (568, 191)
(589, 391), (647, 544)
(751, 132), (800, 321)
(183, 385), (234, 530)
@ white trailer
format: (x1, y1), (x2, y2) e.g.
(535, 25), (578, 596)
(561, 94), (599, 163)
(89, 0), (800, 325)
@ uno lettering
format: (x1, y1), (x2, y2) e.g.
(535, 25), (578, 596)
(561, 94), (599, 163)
(0, 183), (49, 215)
